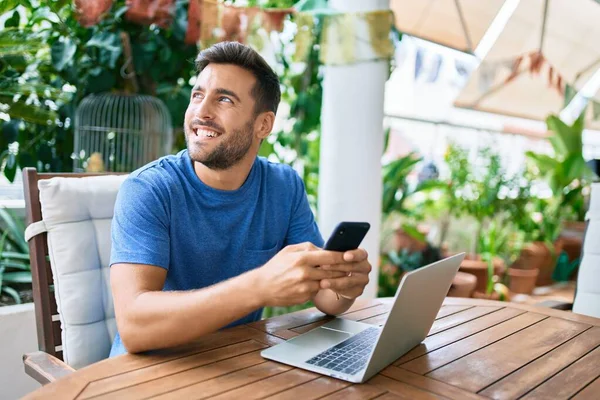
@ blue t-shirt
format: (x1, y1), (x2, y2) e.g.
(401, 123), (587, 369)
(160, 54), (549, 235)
(109, 150), (323, 357)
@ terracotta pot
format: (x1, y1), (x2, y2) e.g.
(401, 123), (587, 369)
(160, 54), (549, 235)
(447, 272), (477, 298)
(507, 267), (539, 294)
(511, 242), (547, 270)
(535, 241), (563, 287)
(459, 255), (505, 293)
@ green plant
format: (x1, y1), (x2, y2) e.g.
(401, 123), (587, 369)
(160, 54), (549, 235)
(0, 208), (31, 305)
(378, 244), (442, 297)
(526, 113), (597, 221)
(442, 144), (520, 256)
(1, 0), (198, 180)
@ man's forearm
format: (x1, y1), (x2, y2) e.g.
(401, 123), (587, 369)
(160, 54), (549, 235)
(313, 289), (355, 316)
(119, 269), (264, 353)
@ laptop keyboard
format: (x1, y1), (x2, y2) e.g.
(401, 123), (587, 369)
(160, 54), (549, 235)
(306, 327), (380, 375)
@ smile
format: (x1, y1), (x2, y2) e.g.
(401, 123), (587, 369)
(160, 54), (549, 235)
(193, 128), (222, 138)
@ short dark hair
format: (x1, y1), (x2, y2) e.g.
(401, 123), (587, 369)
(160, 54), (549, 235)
(195, 42), (281, 115)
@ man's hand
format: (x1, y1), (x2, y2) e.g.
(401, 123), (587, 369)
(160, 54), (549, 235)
(253, 242), (348, 307)
(319, 248), (371, 300)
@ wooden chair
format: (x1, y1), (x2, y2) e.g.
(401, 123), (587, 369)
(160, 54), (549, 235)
(22, 168), (124, 385)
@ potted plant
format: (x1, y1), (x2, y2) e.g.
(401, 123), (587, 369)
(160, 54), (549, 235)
(524, 113), (597, 285)
(440, 144), (519, 294)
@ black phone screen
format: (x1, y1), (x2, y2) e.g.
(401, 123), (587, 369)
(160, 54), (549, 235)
(324, 222), (370, 252)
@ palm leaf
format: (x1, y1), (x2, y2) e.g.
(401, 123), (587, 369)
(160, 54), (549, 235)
(2, 286), (21, 304)
(0, 28), (45, 56)
(3, 271), (32, 283)
(0, 96), (58, 125)
(0, 208), (29, 254)
(1, 251), (30, 261)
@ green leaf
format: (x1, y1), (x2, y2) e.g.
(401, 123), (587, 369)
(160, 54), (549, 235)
(0, 97), (58, 125)
(0, 207), (28, 253)
(401, 223), (426, 242)
(0, 260), (29, 270)
(0, 28), (45, 55)
(1, 286), (21, 304)
(3, 152), (17, 182)
(3, 271), (32, 283)
(1, 251), (30, 261)
(86, 32), (122, 69)
(51, 37), (77, 71)
(0, 0), (26, 14)
(525, 151), (557, 173)
(546, 114), (582, 157)
(258, 139), (275, 158)
(5, 10), (20, 28)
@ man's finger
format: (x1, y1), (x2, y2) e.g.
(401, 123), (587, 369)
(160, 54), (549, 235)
(320, 274), (368, 290)
(320, 260), (371, 274)
(343, 248), (368, 262)
(286, 242), (320, 253)
(305, 268), (347, 281)
(299, 250), (347, 267)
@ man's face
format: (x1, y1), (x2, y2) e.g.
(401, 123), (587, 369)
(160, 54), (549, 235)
(184, 63), (259, 170)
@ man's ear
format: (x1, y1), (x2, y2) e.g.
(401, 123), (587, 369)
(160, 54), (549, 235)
(255, 111), (275, 140)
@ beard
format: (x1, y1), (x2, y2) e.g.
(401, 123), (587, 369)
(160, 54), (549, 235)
(185, 118), (255, 170)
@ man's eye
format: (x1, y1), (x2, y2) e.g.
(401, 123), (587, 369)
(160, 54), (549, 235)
(219, 97), (232, 103)
(192, 93), (202, 99)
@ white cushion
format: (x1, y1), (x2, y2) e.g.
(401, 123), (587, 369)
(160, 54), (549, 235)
(36, 175), (128, 369)
(573, 183), (600, 318)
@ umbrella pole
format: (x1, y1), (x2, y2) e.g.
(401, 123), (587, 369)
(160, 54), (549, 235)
(539, 0), (549, 52)
(454, 0), (474, 53)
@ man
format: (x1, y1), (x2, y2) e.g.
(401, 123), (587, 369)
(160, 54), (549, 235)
(109, 41), (371, 356)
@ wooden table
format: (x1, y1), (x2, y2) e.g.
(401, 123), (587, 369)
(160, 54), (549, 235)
(24, 298), (600, 400)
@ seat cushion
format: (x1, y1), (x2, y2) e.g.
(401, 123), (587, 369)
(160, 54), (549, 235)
(573, 183), (600, 318)
(37, 175), (127, 369)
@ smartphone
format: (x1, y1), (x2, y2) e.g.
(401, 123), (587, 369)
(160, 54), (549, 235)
(324, 222), (370, 252)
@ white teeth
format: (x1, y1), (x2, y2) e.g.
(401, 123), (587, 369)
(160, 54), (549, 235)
(194, 129), (219, 138)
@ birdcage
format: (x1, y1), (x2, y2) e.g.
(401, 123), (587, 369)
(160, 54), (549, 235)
(73, 93), (173, 172)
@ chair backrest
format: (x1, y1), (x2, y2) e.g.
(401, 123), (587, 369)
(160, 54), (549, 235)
(573, 183), (600, 318)
(23, 168), (127, 369)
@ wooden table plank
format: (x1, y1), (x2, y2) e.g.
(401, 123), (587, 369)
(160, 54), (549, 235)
(396, 307), (525, 365)
(152, 361), (293, 400)
(380, 366), (485, 400)
(435, 305), (474, 319)
(428, 306), (501, 335)
(319, 384), (387, 400)
(78, 340), (267, 399)
(572, 376), (600, 400)
(369, 375), (447, 400)
(427, 317), (591, 393)
(208, 368), (319, 399)
(522, 344), (600, 400)
(480, 326), (600, 399)
(86, 351), (266, 400)
(264, 376), (351, 400)
(23, 325), (264, 400)
(400, 312), (547, 374)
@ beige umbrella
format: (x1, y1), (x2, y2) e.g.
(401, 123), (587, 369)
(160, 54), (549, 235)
(390, 0), (506, 53)
(453, 0), (600, 128)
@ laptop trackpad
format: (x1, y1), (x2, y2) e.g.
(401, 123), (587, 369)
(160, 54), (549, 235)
(291, 326), (353, 353)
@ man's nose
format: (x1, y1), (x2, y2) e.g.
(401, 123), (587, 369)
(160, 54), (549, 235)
(197, 97), (215, 120)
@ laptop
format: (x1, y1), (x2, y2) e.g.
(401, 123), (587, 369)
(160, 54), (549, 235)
(260, 253), (466, 383)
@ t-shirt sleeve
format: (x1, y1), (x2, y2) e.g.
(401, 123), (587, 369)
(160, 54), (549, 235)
(284, 172), (324, 247)
(110, 176), (170, 269)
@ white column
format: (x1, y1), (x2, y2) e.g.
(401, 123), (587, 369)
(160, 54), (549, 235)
(318, 0), (389, 299)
